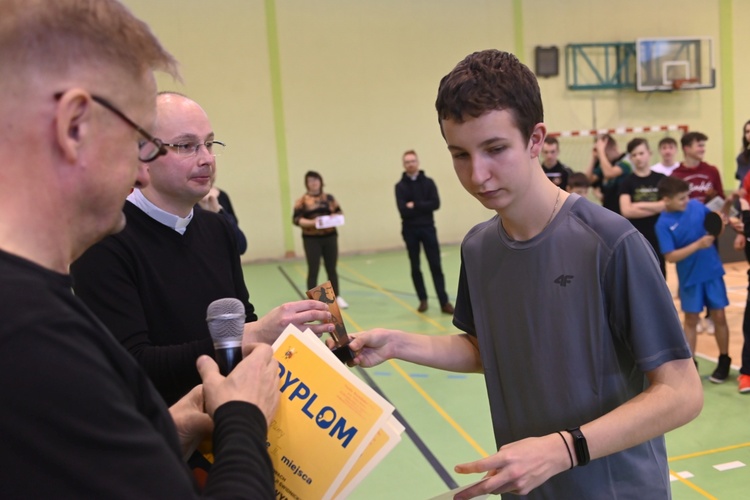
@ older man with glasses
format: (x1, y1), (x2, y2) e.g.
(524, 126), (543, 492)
(0, 0), (297, 496)
(72, 91), (334, 407)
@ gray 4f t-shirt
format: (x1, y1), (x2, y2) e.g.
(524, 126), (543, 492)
(454, 194), (690, 499)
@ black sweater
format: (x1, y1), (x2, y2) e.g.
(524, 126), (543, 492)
(0, 249), (273, 498)
(395, 170), (441, 227)
(72, 202), (256, 405)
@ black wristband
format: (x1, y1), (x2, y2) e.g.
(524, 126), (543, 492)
(555, 431), (574, 469)
(565, 427), (590, 466)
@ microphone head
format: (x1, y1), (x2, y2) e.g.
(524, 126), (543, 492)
(206, 298), (245, 348)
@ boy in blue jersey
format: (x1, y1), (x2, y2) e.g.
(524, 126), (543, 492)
(655, 176), (732, 382)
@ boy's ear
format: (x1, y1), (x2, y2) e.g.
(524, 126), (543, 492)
(528, 123), (546, 158)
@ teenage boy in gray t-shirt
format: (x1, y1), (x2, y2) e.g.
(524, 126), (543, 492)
(344, 50), (702, 499)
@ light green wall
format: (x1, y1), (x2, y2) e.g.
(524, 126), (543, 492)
(122, 0), (748, 262)
(732, 0), (750, 170)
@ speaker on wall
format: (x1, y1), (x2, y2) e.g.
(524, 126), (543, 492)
(535, 46), (559, 78)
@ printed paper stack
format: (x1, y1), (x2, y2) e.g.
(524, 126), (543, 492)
(269, 324), (404, 500)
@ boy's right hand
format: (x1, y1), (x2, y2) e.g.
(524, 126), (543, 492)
(696, 235), (716, 249)
(327, 329), (393, 368)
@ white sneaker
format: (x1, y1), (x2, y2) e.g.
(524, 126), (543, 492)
(696, 319), (705, 334)
(705, 318), (715, 335)
(336, 296), (349, 309)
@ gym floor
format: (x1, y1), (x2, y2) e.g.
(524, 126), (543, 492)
(243, 246), (750, 499)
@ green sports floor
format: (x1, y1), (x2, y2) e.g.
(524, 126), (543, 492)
(243, 246), (750, 499)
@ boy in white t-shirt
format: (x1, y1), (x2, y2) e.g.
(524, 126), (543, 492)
(650, 136), (680, 176)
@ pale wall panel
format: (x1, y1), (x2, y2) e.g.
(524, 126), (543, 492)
(275, 0), (515, 258)
(121, 0), (742, 261)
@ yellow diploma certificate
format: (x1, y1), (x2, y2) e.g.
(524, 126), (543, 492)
(270, 325), (396, 500)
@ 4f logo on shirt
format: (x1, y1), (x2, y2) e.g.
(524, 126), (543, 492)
(554, 274), (574, 287)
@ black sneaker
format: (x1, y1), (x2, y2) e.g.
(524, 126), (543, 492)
(709, 354), (732, 384)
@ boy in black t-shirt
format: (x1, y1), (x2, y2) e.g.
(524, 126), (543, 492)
(619, 138), (667, 276)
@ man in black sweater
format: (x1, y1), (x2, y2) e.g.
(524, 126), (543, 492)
(0, 0), (280, 497)
(395, 150), (454, 314)
(72, 92), (334, 405)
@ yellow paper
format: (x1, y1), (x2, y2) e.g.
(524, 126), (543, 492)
(332, 416), (404, 499)
(270, 325), (395, 500)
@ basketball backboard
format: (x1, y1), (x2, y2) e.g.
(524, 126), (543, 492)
(636, 37), (715, 91)
(636, 37), (716, 92)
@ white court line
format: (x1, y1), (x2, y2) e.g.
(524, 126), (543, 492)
(669, 471), (694, 481)
(713, 461), (746, 472)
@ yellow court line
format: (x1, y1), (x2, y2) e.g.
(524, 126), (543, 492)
(339, 261), (448, 331)
(289, 264), (306, 281)
(343, 309), (489, 458)
(387, 360), (489, 458)
(288, 261), (488, 456)
(669, 441), (750, 462)
(665, 442), (750, 500)
(338, 261), (489, 458)
(668, 471), (717, 500)
(290, 263), (371, 331)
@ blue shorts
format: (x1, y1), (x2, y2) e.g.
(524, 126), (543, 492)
(679, 278), (729, 313)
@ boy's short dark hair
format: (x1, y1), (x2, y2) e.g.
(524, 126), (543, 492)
(626, 137), (649, 154)
(569, 172), (590, 188)
(658, 137), (678, 148)
(435, 49), (543, 143)
(657, 176), (690, 199)
(681, 131), (708, 149)
(543, 136), (559, 146)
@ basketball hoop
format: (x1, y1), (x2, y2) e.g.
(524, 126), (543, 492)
(672, 78), (699, 90)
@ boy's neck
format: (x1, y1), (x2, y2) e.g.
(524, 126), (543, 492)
(633, 165), (651, 177)
(682, 157), (701, 168)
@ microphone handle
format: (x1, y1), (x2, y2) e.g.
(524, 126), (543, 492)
(215, 346), (243, 376)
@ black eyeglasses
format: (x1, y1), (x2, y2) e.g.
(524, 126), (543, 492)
(53, 92), (167, 162)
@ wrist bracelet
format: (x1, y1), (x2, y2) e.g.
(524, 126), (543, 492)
(555, 431), (574, 470)
(565, 427), (590, 466)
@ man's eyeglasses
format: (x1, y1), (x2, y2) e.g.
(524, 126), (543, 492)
(162, 140), (226, 157)
(53, 92), (167, 162)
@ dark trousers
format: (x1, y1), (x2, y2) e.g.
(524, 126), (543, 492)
(401, 225), (448, 304)
(303, 234), (339, 295)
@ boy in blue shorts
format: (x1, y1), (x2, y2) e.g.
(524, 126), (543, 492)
(655, 176), (732, 382)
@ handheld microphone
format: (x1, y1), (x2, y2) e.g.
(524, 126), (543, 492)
(206, 298), (245, 375)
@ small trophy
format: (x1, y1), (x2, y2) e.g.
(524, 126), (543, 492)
(306, 281), (355, 365)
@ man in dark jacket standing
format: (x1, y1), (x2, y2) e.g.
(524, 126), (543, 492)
(395, 150), (454, 314)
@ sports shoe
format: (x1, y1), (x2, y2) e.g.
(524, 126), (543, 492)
(695, 319), (705, 334)
(738, 374), (750, 394)
(708, 354), (731, 384)
(704, 318), (715, 335)
(441, 302), (455, 315)
(417, 300), (428, 313)
(336, 296), (349, 309)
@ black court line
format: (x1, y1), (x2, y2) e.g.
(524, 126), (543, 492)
(354, 367), (459, 489)
(277, 264), (305, 297)
(276, 264), (459, 490)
